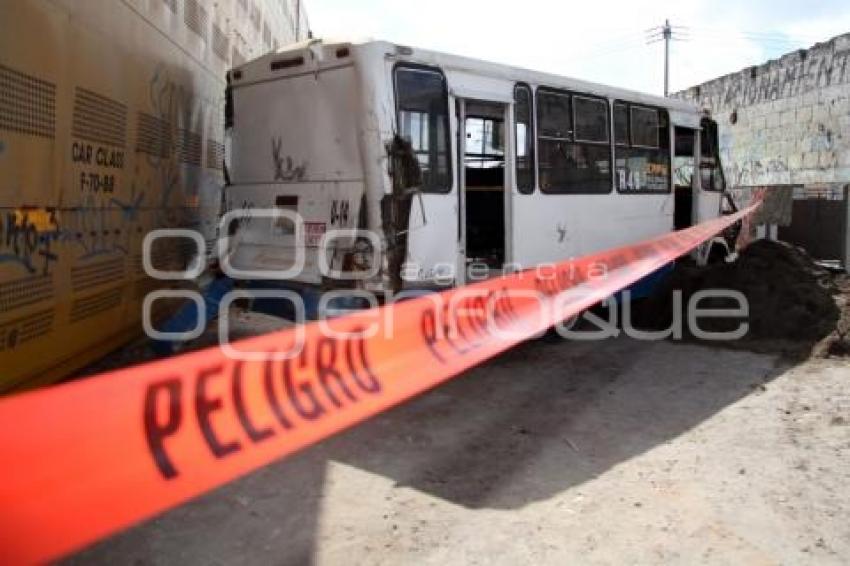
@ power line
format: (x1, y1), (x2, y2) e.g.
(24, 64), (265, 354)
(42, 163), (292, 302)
(581, 39), (649, 60)
(572, 31), (650, 61)
(675, 25), (819, 46)
(581, 32), (648, 53)
(559, 21), (820, 86)
(680, 24), (820, 39)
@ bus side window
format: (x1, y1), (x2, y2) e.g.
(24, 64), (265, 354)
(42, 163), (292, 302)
(514, 84), (535, 193)
(700, 119), (725, 192)
(536, 89), (610, 194)
(394, 65), (452, 193)
(614, 103), (628, 146)
(614, 103), (671, 193)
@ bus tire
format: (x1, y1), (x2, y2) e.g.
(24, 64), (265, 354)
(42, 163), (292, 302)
(707, 241), (729, 264)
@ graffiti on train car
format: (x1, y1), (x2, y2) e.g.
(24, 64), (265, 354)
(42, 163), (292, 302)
(65, 191), (146, 259)
(149, 65), (201, 213)
(0, 68), (221, 274)
(0, 208), (60, 275)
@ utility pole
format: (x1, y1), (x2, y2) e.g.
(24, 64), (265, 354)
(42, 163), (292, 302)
(844, 184), (850, 275)
(663, 19), (671, 97)
(295, 0), (301, 41)
(646, 20), (685, 97)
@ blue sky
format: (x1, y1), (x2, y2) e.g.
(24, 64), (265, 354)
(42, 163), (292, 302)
(305, 0), (850, 95)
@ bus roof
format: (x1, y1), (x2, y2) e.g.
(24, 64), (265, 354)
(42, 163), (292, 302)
(232, 37), (704, 120)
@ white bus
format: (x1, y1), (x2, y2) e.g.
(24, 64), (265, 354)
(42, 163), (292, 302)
(223, 38), (730, 310)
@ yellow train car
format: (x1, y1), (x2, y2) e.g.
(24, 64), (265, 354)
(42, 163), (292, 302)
(0, 0), (307, 392)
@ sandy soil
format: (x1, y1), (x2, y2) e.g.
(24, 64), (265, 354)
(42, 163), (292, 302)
(67, 335), (850, 565)
(65, 240), (850, 564)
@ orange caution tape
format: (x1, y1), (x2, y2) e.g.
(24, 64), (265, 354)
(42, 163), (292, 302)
(0, 206), (757, 563)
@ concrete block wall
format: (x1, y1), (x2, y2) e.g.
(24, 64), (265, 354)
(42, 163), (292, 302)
(677, 33), (850, 189)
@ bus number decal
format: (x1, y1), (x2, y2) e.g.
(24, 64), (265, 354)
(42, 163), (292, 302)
(330, 200), (350, 226)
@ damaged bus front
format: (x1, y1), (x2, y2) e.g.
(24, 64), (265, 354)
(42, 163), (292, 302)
(223, 40), (398, 314)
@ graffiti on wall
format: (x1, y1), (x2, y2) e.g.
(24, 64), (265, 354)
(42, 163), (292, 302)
(725, 157), (791, 188)
(686, 39), (850, 111)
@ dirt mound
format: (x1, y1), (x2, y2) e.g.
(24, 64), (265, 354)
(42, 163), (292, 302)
(637, 240), (844, 358)
(817, 274), (850, 358)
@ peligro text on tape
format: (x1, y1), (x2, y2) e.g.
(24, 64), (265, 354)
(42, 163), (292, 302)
(0, 205), (758, 565)
(143, 328), (380, 480)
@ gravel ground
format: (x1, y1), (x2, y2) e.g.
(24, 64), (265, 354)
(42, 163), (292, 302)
(67, 335), (850, 565)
